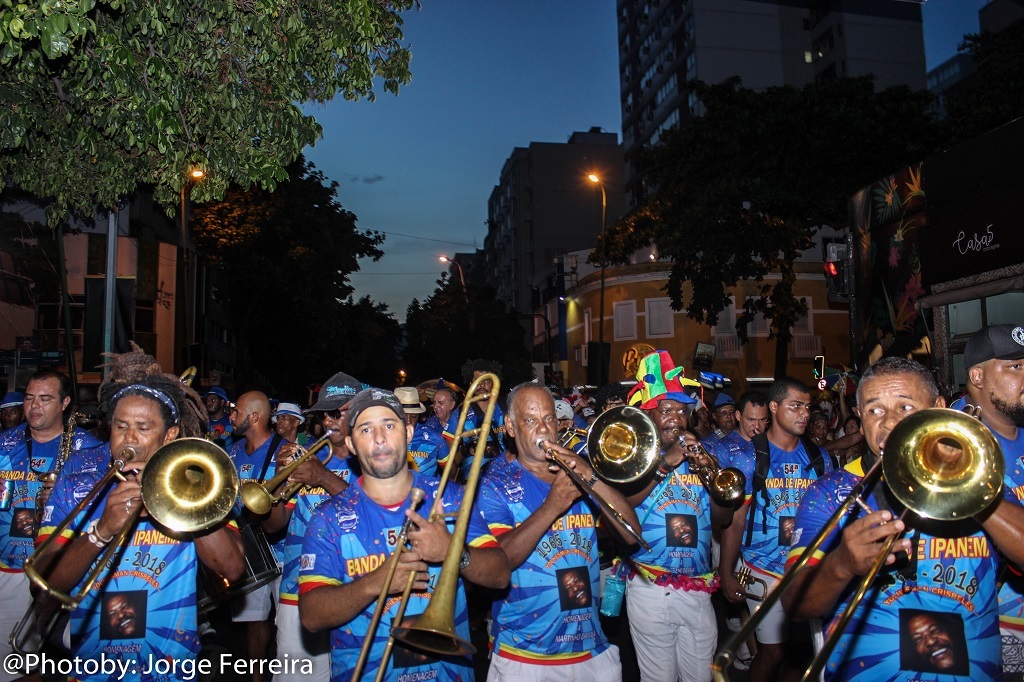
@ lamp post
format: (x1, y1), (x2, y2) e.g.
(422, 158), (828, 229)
(179, 167), (204, 370)
(588, 174), (608, 385)
(439, 255), (469, 306)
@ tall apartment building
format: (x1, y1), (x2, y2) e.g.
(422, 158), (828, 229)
(618, 0), (927, 200)
(482, 128), (627, 317)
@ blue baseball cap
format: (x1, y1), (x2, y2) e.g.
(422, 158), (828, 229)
(205, 386), (229, 401)
(1, 392), (24, 409)
(713, 393), (735, 408)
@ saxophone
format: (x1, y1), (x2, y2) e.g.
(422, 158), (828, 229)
(33, 413), (80, 536)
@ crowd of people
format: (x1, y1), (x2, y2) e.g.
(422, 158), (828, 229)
(0, 323), (1022, 682)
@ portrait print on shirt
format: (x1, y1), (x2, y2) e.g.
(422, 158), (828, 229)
(778, 515), (795, 547)
(100, 591), (148, 640)
(556, 566), (593, 611)
(10, 508), (35, 538)
(665, 513), (698, 548)
(899, 609), (969, 676)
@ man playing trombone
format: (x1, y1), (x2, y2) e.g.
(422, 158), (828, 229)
(476, 382), (640, 681)
(32, 350), (245, 680)
(298, 388), (510, 681)
(782, 357), (1024, 681)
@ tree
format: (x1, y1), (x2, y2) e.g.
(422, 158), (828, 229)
(595, 76), (945, 377)
(190, 155), (400, 396)
(945, 22), (1024, 142)
(403, 277), (533, 391)
(0, 0), (414, 223)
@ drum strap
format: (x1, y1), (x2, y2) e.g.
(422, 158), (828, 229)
(258, 434), (284, 484)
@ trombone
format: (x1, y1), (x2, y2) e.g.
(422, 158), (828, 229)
(10, 438), (239, 654)
(712, 408), (1004, 682)
(240, 432), (334, 515)
(351, 373), (501, 681)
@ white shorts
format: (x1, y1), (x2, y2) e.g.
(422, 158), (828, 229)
(740, 559), (788, 645)
(273, 603), (330, 682)
(487, 645), (621, 682)
(0, 571), (33, 682)
(231, 573), (282, 623)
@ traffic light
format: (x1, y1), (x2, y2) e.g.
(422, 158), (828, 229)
(814, 355), (825, 380)
(824, 242), (849, 301)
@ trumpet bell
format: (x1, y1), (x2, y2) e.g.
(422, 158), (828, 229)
(141, 438), (241, 533)
(883, 408), (1004, 520)
(587, 406), (660, 483)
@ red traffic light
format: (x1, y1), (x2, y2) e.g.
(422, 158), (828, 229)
(824, 261), (839, 277)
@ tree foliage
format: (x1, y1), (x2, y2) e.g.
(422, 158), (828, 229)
(190, 155), (400, 396)
(594, 76), (944, 377)
(0, 0), (415, 224)
(945, 22), (1024, 142)
(403, 278), (534, 391)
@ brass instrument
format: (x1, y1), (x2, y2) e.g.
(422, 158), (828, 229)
(179, 366), (197, 386)
(537, 405), (659, 551)
(33, 412), (83, 536)
(557, 426), (588, 449)
(685, 442), (746, 504)
(712, 408), (1004, 682)
(734, 566), (768, 601)
(352, 373), (501, 681)
(240, 432), (334, 515)
(10, 438), (239, 654)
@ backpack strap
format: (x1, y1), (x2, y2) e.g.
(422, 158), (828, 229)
(745, 432), (772, 546)
(799, 435), (827, 478)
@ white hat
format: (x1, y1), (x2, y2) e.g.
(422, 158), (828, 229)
(582, 407), (595, 418)
(273, 402), (305, 424)
(394, 386), (426, 414)
(554, 399), (574, 421)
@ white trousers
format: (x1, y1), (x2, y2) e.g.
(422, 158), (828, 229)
(626, 578), (716, 682)
(273, 603), (330, 682)
(0, 571), (32, 682)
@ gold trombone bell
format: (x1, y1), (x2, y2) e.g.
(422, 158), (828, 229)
(587, 405), (660, 483)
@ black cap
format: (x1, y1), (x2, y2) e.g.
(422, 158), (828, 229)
(310, 372), (362, 412)
(964, 324), (1024, 369)
(347, 388), (406, 428)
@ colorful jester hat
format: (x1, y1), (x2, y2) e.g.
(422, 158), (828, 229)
(627, 350), (698, 409)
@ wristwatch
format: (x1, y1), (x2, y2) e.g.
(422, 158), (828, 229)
(459, 547), (471, 570)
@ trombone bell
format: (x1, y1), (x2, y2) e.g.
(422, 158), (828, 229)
(142, 438), (240, 533)
(588, 406), (660, 483)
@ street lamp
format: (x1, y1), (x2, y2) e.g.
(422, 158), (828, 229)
(180, 167), (205, 369)
(439, 255), (469, 305)
(588, 173), (608, 385)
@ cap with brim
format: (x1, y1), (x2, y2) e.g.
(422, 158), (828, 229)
(714, 393), (735, 408)
(1, 392), (24, 410)
(310, 371), (362, 412)
(964, 324), (1024, 369)
(393, 387), (426, 414)
(274, 402), (305, 424)
(206, 386), (229, 401)
(555, 399), (574, 421)
(347, 388), (406, 428)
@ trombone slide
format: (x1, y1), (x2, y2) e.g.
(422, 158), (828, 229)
(539, 441), (651, 552)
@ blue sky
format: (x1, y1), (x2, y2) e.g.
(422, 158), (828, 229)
(303, 0), (985, 321)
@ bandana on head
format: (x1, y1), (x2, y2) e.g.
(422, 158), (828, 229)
(627, 350), (698, 409)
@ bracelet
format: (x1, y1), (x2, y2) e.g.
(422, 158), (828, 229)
(86, 521), (113, 548)
(653, 461), (673, 482)
(586, 471), (600, 488)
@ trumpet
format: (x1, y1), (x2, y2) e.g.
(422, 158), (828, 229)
(352, 373), (501, 681)
(240, 432), (334, 515)
(733, 566), (768, 601)
(684, 443), (746, 504)
(712, 408), (1004, 682)
(10, 438), (239, 654)
(557, 426), (588, 450)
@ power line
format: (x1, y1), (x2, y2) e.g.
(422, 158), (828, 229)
(375, 230), (477, 247)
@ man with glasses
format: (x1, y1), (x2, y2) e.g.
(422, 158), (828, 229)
(270, 371), (360, 682)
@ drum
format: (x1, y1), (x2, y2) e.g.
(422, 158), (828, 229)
(197, 519), (281, 615)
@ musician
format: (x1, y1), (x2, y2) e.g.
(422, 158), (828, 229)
(960, 324), (1024, 678)
(205, 385), (234, 447)
(554, 399), (585, 454)
(706, 392), (738, 445)
(298, 388), (509, 681)
(476, 382), (637, 680)
(424, 383), (478, 472)
(0, 391), (24, 432)
(396, 386), (443, 476)
(35, 352), (244, 681)
(273, 402), (309, 447)
(0, 369), (100, 678)
(271, 372), (360, 682)
(462, 358), (507, 459)
(228, 390), (289, 682)
(783, 357), (1024, 681)
(717, 380), (831, 682)
(594, 382), (628, 413)
(621, 350), (730, 682)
